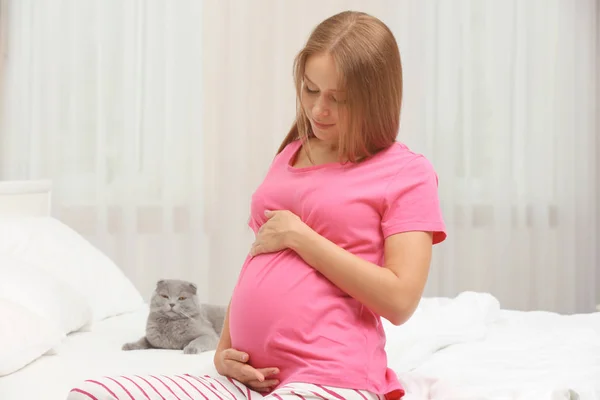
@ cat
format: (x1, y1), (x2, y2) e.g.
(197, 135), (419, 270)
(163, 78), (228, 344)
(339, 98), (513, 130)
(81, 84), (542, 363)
(122, 279), (226, 354)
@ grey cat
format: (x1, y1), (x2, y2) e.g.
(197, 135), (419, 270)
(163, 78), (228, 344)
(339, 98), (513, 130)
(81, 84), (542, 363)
(122, 279), (226, 354)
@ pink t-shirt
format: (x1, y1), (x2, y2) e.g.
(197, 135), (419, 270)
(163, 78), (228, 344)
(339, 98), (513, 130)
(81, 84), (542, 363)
(229, 140), (446, 399)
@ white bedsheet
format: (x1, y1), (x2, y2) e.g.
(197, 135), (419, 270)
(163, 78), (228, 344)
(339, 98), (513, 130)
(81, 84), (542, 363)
(1, 293), (599, 400)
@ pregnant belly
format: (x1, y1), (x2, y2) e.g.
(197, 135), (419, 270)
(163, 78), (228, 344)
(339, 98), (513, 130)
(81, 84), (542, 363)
(228, 250), (366, 376)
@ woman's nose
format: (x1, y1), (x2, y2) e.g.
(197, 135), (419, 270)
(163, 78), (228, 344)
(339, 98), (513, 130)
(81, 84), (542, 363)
(312, 98), (330, 118)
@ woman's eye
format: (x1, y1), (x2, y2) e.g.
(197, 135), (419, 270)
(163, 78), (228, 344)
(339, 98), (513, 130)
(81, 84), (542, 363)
(304, 85), (318, 94)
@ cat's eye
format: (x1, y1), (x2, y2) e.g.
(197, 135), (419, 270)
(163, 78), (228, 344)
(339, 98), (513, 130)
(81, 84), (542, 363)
(160, 294), (168, 299)
(178, 296), (186, 301)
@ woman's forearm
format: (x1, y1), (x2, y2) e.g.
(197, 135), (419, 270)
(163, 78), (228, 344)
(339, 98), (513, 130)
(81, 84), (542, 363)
(287, 230), (411, 325)
(214, 302), (232, 361)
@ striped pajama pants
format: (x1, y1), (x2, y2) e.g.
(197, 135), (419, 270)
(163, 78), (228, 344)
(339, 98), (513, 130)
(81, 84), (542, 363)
(67, 374), (384, 400)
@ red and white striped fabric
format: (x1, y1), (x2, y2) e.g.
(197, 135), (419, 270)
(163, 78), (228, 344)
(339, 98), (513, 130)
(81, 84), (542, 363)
(67, 374), (384, 400)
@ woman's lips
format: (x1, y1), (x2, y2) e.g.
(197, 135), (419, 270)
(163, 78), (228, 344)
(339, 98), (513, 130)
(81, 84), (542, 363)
(312, 120), (335, 130)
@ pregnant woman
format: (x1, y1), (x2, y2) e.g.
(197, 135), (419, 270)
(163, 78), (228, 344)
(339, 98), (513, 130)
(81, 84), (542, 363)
(67, 10), (446, 400)
(213, 10), (446, 400)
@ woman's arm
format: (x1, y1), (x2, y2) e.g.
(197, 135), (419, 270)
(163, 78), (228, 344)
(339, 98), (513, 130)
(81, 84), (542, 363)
(286, 228), (433, 326)
(214, 302), (233, 366)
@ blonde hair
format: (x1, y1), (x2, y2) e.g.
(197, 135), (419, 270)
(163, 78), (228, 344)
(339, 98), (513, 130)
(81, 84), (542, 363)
(277, 11), (403, 163)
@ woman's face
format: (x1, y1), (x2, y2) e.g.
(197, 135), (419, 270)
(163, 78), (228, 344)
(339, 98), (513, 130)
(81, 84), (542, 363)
(301, 53), (346, 146)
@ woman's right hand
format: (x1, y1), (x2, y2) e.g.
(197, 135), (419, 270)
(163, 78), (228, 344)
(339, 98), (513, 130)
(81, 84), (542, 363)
(214, 348), (280, 393)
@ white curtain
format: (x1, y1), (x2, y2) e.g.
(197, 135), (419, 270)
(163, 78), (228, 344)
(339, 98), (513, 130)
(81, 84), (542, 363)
(0, 0), (6, 121)
(1, 0), (598, 314)
(0, 0), (209, 301)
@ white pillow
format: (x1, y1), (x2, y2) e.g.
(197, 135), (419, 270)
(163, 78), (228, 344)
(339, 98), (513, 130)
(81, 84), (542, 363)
(0, 298), (64, 376)
(0, 216), (144, 321)
(0, 254), (92, 335)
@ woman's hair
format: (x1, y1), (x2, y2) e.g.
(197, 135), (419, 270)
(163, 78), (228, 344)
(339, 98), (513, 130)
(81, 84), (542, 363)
(277, 11), (403, 163)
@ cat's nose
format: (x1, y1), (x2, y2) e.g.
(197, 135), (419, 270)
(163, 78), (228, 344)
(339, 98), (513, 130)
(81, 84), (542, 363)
(169, 303), (175, 308)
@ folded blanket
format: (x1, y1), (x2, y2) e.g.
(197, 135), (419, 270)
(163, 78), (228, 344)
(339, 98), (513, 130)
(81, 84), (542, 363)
(407, 307), (600, 399)
(383, 291), (501, 373)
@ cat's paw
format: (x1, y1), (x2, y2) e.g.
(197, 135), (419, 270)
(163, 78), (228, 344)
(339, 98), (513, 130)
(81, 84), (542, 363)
(121, 337), (151, 351)
(122, 343), (135, 351)
(183, 344), (200, 354)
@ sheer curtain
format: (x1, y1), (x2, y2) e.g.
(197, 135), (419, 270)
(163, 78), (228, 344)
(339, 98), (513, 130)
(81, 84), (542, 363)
(0, 0), (209, 301)
(1, 0), (598, 313)
(0, 0), (6, 122)
(596, 1), (600, 312)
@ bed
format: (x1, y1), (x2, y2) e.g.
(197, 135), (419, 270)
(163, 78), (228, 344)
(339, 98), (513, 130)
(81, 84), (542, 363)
(0, 180), (599, 400)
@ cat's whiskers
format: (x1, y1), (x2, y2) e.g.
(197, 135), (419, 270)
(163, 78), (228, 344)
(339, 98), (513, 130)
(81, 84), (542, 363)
(177, 309), (193, 320)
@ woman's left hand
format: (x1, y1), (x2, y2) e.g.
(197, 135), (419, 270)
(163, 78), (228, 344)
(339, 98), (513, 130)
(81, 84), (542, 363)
(250, 210), (310, 256)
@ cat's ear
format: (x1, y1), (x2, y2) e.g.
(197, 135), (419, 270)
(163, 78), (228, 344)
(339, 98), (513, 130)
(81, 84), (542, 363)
(156, 279), (166, 289)
(188, 282), (198, 295)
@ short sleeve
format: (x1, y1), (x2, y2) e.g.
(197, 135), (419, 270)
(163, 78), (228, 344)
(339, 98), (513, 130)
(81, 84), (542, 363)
(381, 156), (447, 244)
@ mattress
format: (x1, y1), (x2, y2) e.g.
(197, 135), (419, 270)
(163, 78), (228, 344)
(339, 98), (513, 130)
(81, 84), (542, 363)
(1, 303), (599, 400)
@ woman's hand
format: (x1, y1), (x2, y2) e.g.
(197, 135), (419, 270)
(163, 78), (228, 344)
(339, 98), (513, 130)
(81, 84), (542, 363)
(250, 210), (311, 257)
(214, 348), (279, 392)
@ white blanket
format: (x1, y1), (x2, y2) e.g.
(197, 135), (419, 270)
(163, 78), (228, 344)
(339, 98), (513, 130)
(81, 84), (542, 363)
(402, 307), (600, 399)
(384, 291), (501, 373)
(383, 291), (502, 399)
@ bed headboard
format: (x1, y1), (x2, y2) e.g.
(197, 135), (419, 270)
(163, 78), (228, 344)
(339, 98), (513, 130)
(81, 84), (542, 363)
(0, 180), (52, 217)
